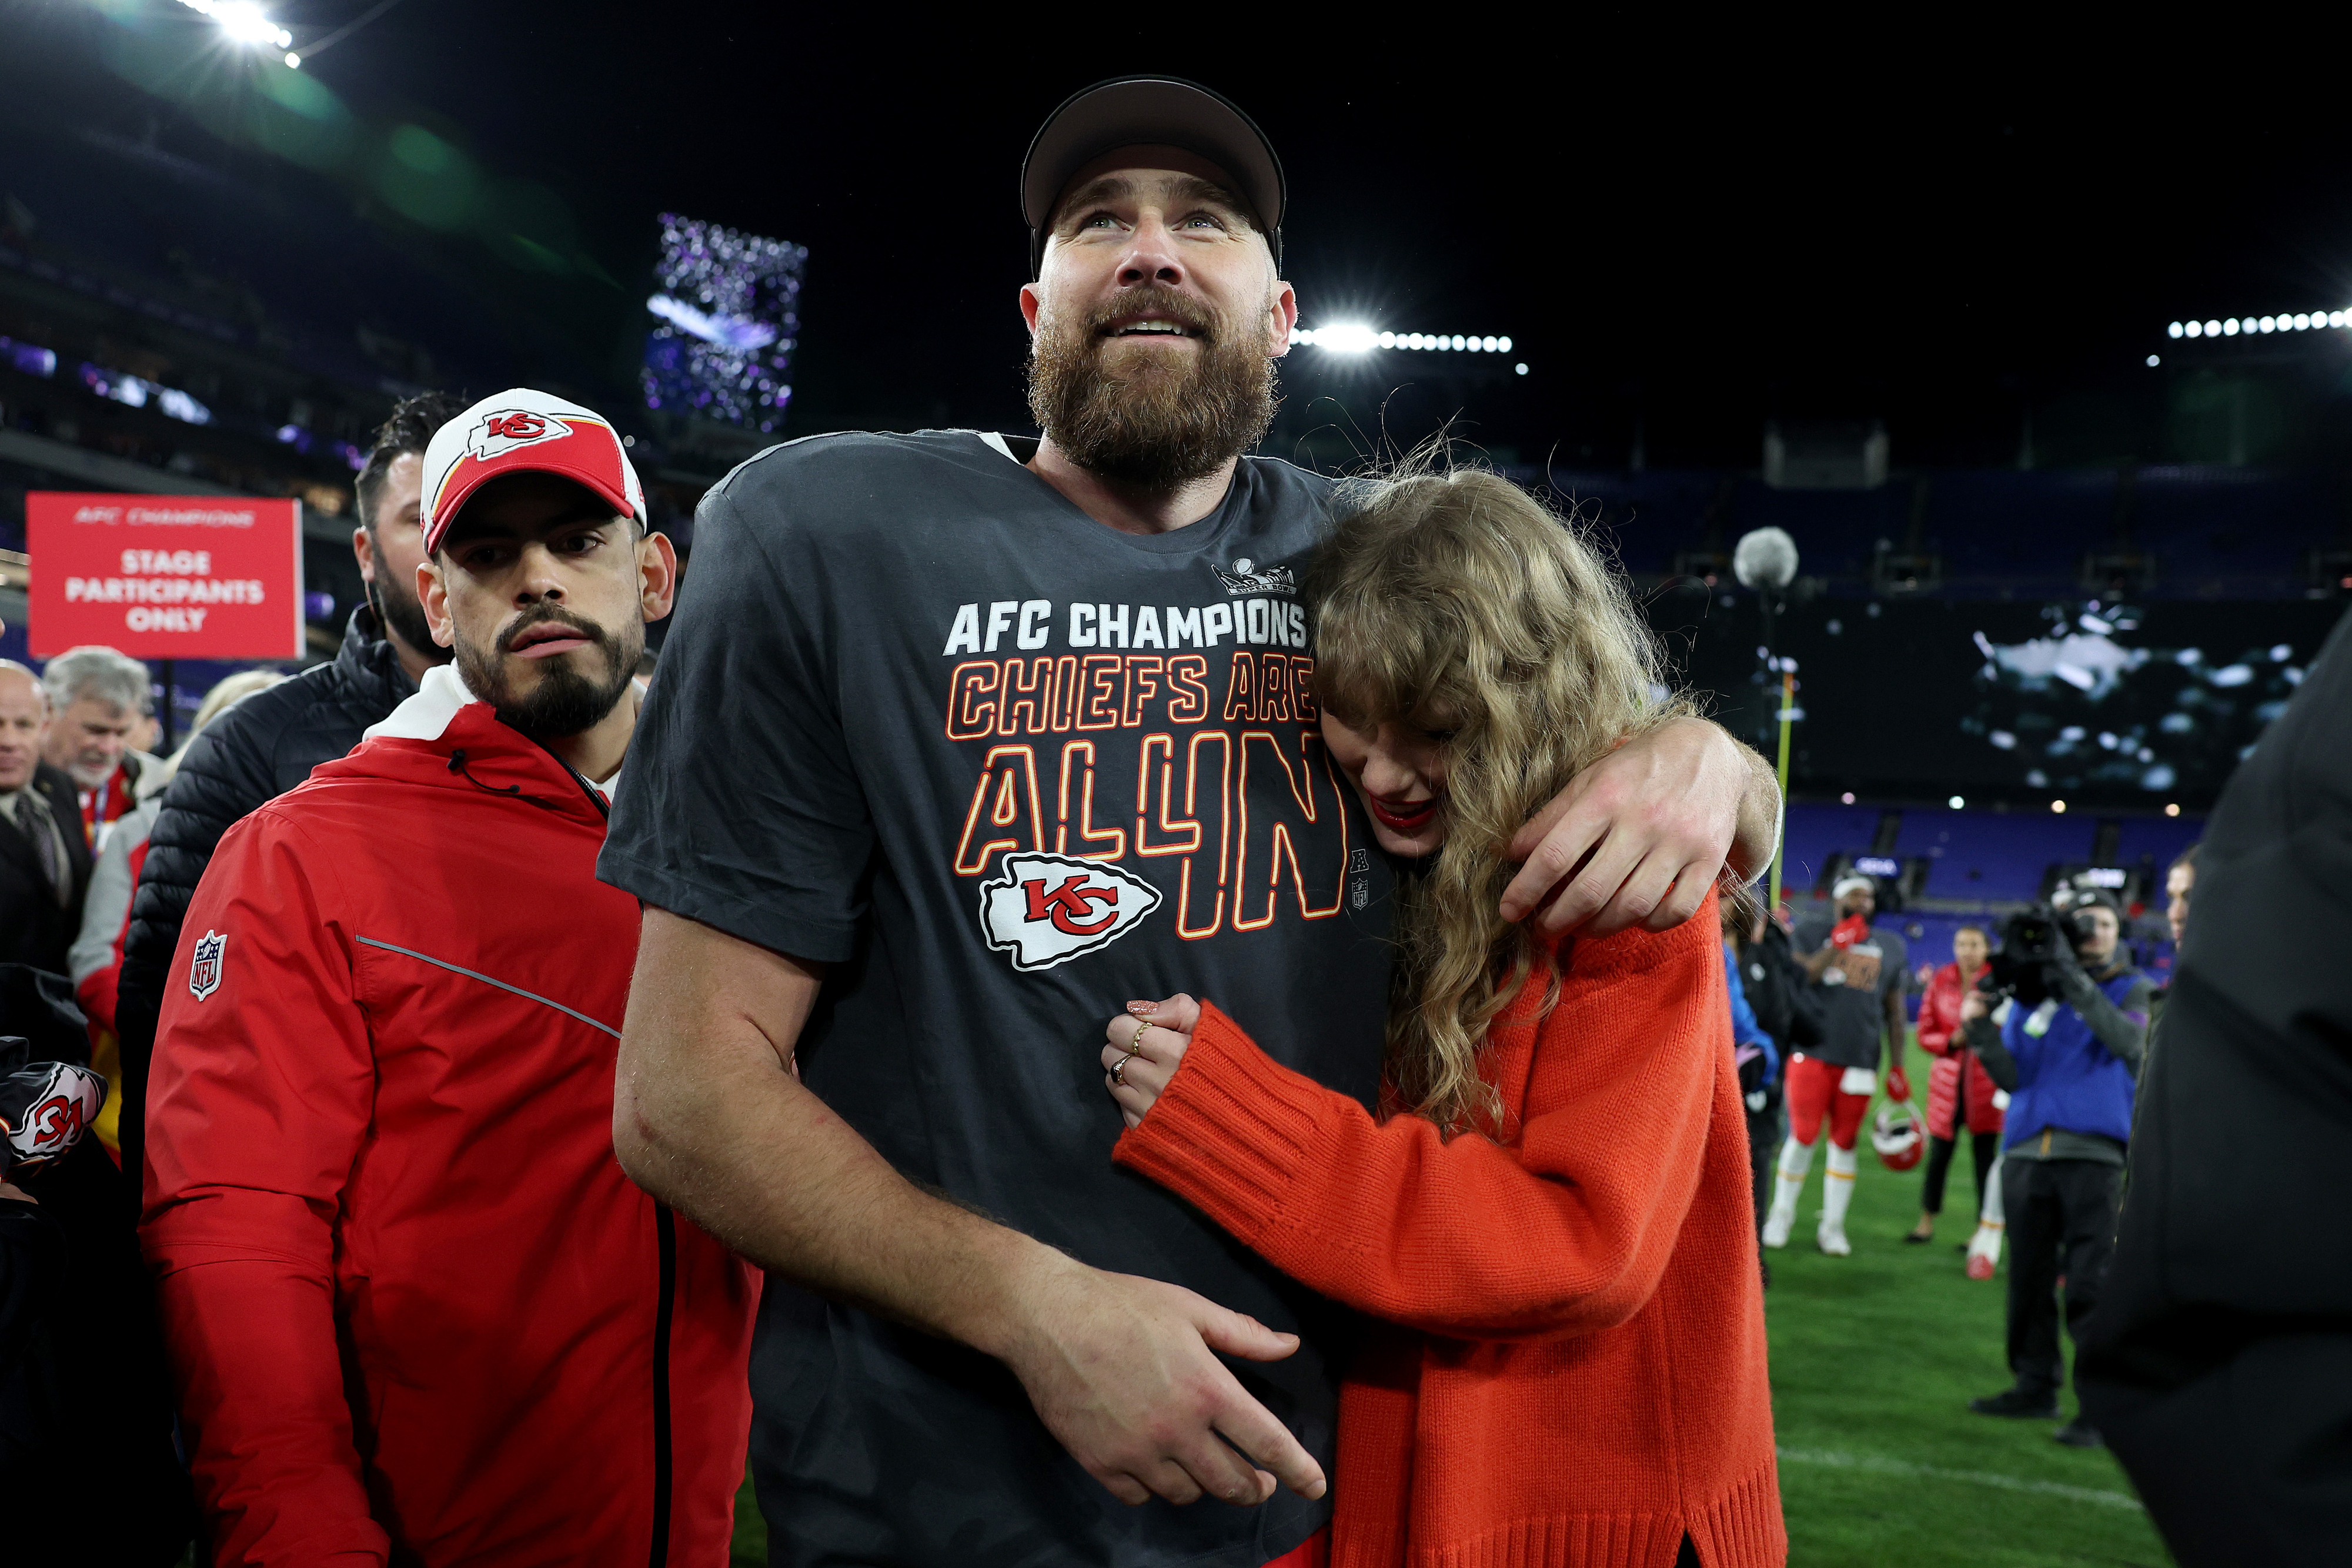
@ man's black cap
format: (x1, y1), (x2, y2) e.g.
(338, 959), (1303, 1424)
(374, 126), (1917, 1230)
(1021, 76), (1285, 279)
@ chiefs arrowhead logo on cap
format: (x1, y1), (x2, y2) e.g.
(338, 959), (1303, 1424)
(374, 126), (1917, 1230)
(978, 851), (1161, 971)
(421, 388), (646, 553)
(465, 408), (572, 462)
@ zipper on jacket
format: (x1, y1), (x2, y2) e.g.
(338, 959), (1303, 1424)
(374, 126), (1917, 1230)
(649, 1203), (676, 1568)
(503, 722), (613, 821)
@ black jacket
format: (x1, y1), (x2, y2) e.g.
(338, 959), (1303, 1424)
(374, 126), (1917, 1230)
(2076, 603), (2352, 1566)
(113, 608), (418, 1195)
(0, 764), (92, 978)
(1739, 918), (1826, 1056)
(0, 970), (193, 1563)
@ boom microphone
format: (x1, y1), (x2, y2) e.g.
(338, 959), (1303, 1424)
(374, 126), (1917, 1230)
(1733, 527), (1800, 591)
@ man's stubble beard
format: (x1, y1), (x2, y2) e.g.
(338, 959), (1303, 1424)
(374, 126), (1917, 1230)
(368, 526), (452, 665)
(1025, 286), (1280, 489)
(455, 605), (642, 743)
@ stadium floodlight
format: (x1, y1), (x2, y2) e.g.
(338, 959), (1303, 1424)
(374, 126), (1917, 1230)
(174, 0), (294, 50)
(2171, 309), (2352, 340)
(1287, 327), (1517, 354)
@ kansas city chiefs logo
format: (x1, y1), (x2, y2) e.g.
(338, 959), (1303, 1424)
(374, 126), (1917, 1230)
(2, 1064), (105, 1167)
(188, 929), (225, 1001)
(979, 852), (1161, 972)
(465, 409), (573, 462)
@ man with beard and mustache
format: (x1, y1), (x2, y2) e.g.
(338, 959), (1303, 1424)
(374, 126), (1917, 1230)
(141, 390), (759, 1568)
(112, 391), (463, 1208)
(602, 79), (1782, 1568)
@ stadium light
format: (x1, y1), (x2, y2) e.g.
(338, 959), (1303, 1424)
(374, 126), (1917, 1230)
(2051, 800), (2067, 814)
(2170, 310), (2351, 339)
(1289, 327), (1516, 355)
(173, 0), (294, 50)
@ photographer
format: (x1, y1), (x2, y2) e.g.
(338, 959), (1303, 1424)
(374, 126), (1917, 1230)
(1963, 892), (2151, 1447)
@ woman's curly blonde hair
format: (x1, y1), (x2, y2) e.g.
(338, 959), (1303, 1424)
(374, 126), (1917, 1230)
(1311, 463), (1694, 1136)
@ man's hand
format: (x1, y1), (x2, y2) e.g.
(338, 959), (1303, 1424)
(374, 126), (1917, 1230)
(1500, 718), (1776, 937)
(1960, 988), (1992, 1024)
(619, 911), (1319, 1511)
(1886, 1065), (1912, 1103)
(998, 1251), (1326, 1508)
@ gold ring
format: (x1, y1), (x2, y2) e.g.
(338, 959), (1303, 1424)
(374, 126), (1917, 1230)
(1130, 1017), (1153, 1051)
(1111, 1048), (1139, 1087)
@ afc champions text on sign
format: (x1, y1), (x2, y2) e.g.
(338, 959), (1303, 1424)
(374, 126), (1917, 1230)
(25, 493), (306, 661)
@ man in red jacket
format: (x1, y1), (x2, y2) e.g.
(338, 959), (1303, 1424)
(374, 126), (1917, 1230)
(142, 389), (757, 1568)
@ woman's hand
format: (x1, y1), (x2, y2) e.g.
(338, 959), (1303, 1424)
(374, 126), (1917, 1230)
(1960, 988), (1991, 1024)
(1101, 995), (1200, 1129)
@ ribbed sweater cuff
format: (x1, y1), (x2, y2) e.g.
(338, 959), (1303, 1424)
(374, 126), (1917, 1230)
(1112, 1002), (1329, 1248)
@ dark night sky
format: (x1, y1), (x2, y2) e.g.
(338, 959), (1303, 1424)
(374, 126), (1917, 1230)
(13, 4), (2352, 469)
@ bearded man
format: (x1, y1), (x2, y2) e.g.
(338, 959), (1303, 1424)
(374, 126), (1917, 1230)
(113, 390), (463, 1202)
(142, 391), (758, 1568)
(603, 78), (1782, 1568)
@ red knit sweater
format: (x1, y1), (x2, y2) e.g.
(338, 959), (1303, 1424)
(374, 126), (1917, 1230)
(1114, 898), (1783, 1568)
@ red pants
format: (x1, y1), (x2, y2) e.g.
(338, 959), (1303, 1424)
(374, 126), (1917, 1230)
(1786, 1054), (1870, 1151)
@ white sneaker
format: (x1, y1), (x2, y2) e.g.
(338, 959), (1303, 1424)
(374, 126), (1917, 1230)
(1816, 1222), (1852, 1257)
(1965, 1222), (2003, 1281)
(1761, 1208), (1795, 1249)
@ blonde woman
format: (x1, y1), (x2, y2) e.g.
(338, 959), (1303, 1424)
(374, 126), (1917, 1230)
(1100, 469), (1782, 1568)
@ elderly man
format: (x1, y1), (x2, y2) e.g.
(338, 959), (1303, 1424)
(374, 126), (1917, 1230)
(144, 390), (754, 1567)
(0, 661), (92, 974)
(602, 76), (1780, 1568)
(38, 646), (158, 850)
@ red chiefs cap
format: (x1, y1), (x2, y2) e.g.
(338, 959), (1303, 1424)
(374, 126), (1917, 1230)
(420, 389), (647, 554)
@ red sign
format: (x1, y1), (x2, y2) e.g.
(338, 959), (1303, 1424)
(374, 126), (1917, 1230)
(26, 493), (305, 660)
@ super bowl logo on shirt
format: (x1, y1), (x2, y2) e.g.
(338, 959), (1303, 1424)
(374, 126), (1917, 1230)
(1212, 557), (1295, 596)
(188, 929), (226, 1001)
(979, 852), (1162, 971)
(465, 409), (573, 462)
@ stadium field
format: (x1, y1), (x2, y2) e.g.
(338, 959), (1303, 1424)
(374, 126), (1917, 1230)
(1766, 1081), (2169, 1567)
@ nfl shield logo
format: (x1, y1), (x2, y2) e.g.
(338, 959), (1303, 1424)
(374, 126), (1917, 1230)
(189, 930), (225, 1001)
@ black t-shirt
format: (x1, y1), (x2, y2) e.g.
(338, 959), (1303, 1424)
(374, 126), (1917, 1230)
(601, 430), (1394, 1567)
(1790, 910), (1907, 1071)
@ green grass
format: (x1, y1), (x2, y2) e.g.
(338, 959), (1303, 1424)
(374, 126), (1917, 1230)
(1766, 1082), (2172, 1567)
(725, 1078), (2176, 1568)
(732, 1467), (766, 1565)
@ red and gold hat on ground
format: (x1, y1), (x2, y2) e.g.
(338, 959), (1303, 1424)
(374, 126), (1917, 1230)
(420, 389), (646, 553)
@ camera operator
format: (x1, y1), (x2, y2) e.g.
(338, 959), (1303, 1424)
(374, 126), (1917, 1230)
(1962, 891), (2151, 1447)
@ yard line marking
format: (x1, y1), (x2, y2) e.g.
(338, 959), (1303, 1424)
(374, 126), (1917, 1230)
(1776, 1446), (2146, 1511)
